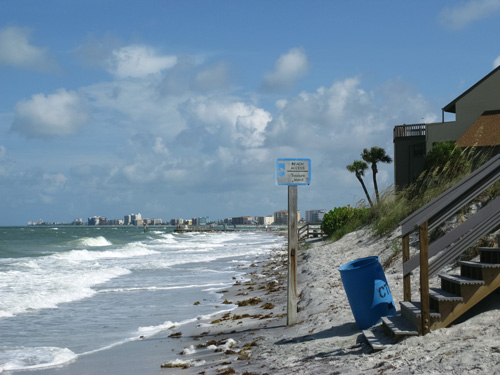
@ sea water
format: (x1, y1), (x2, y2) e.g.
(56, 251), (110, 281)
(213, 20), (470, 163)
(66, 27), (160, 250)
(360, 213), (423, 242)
(0, 226), (285, 372)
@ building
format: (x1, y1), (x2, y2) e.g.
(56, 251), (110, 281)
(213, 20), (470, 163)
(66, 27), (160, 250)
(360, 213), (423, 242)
(107, 219), (124, 225)
(274, 210), (301, 225)
(231, 216), (253, 225)
(88, 216), (100, 225)
(394, 66), (500, 188)
(131, 213), (142, 225)
(256, 216), (274, 226)
(306, 209), (327, 223)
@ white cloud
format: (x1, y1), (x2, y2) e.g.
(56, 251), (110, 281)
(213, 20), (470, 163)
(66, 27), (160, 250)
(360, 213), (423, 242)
(12, 89), (90, 138)
(0, 26), (58, 71)
(180, 98), (272, 147)
(440, 0), (500, 30)
(261, 47), (309, 91)
(106, 45), (177, 78)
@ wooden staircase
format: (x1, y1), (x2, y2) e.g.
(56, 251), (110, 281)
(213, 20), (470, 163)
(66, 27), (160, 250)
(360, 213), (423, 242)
(363, 155), (500, 351)
(364, 243), (500, 351)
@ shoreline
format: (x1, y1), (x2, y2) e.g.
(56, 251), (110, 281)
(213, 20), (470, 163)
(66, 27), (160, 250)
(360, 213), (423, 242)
(11, 227), (500, 374)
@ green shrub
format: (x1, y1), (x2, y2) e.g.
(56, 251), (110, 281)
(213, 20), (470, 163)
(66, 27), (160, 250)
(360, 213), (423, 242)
(321, 205), (370, 238)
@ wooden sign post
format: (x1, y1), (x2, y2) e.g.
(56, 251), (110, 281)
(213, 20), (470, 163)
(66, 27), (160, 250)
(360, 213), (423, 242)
(287, 185), (298, 325)
(276, 158), (311, 326)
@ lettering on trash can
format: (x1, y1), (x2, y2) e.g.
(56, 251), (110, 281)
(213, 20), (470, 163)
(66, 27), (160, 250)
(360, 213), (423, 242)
(378, 283), (391, 298)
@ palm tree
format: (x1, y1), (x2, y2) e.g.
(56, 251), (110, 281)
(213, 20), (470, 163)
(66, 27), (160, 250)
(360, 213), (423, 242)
(346, 160), (374, 208)
(361, 146), (392, 204)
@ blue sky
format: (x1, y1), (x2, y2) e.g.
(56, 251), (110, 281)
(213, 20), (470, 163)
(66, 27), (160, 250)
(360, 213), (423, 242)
(2, 0), (500, 225)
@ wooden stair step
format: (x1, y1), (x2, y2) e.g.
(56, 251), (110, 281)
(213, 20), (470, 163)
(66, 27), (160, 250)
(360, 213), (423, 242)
(429, 287), (463, 302)
(459, 260), (500, 269)
(381, 315), (418, 339)
(478, 247), (500, 263)
(362, 323), (394, 352)
(400, 301), (441, 329)
(400, 301), (441, 318)
(478, 247), (500, 252)
(438, 273), (485, 285)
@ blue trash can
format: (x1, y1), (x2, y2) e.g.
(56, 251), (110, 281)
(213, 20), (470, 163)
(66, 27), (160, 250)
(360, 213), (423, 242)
(339, 256), (396, 329)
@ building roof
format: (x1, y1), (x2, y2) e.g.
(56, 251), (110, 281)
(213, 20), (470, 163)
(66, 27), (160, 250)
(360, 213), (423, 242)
(442, 65), (500, 114)
(456, 110), (500, 147)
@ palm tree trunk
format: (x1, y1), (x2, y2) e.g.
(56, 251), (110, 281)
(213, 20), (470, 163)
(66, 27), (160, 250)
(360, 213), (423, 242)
(357, 175), (374, 208)
(372, 165), (380, 204)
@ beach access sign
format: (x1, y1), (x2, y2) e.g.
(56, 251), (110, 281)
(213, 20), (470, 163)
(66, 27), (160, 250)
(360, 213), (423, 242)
(276, 158), (311, 185)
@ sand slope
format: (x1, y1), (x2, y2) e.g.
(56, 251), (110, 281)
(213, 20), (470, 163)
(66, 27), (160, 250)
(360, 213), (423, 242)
(164, 228), (500, 375)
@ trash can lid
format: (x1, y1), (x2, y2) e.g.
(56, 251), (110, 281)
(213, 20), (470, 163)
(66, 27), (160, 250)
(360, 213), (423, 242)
(338, 256), (379, 272)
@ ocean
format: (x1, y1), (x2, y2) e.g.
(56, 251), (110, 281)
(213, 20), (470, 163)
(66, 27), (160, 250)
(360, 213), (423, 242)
(0, 226), (285, 372)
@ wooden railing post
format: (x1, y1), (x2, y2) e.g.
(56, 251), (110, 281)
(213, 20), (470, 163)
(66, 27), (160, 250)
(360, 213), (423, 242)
(402, 234), (411, 301)
(419, 221), (431, 335)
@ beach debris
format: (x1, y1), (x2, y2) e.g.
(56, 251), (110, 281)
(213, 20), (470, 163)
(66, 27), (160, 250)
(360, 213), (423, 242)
(193, 301), (200, 305)
(261, 302), (275, 310)
(237, 350), (251, 360)
(222, 299), (233, 304)
(216, 367), (236, 375)
(236, 297), (261, 306)
(160, 359), (206, 369)
(168, 331), (182, 338)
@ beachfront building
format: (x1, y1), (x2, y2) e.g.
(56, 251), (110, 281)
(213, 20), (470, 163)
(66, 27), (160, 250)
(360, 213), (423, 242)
(274, 210), (301, 225)
(394, 66), (500, 188)
(88, 216), (105, 225)
(231, 216), (254, 225)
(306, 209), (327, 224)
(256, 215), (274, 226)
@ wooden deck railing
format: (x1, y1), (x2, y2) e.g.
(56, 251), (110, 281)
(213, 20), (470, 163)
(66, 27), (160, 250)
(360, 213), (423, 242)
(298, 224), (325, 240)
(393, 124), (426, 139)
(399, 154), (500, 334)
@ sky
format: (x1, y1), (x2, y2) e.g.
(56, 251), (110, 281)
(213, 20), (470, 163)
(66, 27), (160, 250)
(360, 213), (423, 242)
(2, 0), (500, 225)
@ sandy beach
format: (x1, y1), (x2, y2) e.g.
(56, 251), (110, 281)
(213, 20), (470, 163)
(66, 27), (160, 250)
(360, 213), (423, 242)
(157, 227), (500, 375)
(16, 227), (500, 375)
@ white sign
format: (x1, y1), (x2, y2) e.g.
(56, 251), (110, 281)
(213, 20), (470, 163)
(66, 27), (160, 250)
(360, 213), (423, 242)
(276, 158), (311, 185)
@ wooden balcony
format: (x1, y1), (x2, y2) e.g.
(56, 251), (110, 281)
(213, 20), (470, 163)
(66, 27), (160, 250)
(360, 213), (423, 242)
(393, 124), (426, 140)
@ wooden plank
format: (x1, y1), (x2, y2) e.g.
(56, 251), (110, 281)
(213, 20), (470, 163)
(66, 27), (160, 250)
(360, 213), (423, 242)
(287, 185), (298, 326)
(400, 154), (500, 236)
(362, 325), (393, 352)
(402, 234), (411, 301)
(419, 221), (431, 335)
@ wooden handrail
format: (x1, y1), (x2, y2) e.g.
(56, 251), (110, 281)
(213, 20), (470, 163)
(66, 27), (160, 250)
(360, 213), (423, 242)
(401, 154), (500, 236)
(298, 224), (324, 240)
(400, 154), (500, 334)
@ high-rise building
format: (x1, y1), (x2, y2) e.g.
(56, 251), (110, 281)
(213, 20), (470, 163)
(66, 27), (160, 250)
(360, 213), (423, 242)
(274, 210), (300, 225)
(306, 209), (327, 223)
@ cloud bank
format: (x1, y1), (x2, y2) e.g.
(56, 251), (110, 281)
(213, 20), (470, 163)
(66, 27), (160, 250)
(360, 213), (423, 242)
(11, 89), (90, 138)
(0, 26), (58, 71)
(3, 40), (437, 222)
(440, 0), (500, 30)
(261, 47), (309, 91)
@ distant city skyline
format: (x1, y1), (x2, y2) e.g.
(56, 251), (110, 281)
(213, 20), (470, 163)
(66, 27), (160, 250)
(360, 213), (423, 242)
(2, 1), (500, 225)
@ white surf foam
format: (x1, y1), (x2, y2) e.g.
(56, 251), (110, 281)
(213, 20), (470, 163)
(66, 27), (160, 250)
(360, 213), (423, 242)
(0, 346), (77, 372)
(74, 236), (112, 247)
